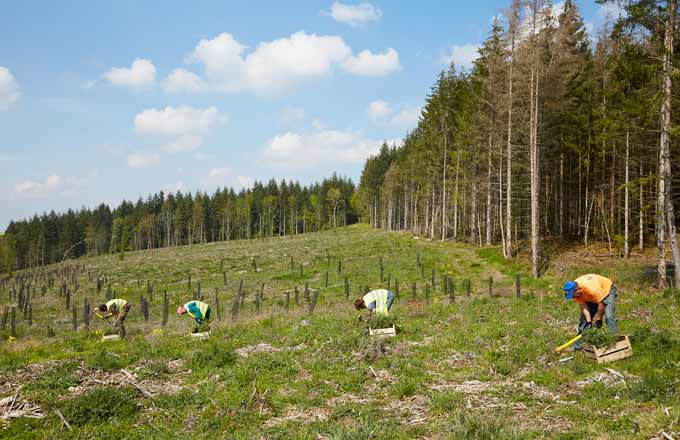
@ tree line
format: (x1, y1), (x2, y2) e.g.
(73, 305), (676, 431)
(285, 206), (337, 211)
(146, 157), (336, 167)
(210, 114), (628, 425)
(357, 0), (680, 286)
(0, 175), (356, 272)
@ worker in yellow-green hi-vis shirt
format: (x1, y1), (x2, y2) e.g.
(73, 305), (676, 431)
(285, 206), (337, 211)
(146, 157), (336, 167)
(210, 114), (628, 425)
(176, 300), (211, 333)
(95, 298), (131, 337)
(354, 289), (395, 317)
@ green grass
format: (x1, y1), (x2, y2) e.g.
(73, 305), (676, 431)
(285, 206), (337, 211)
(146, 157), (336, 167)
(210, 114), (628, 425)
(0, 224), (679, 438)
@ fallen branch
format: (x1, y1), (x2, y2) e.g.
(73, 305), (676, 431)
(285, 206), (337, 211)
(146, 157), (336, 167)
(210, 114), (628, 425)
(53, 409), (71, 430)
(120, 369), (154, 399)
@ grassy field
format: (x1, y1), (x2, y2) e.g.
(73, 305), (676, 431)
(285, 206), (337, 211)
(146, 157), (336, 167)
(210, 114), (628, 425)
(0, 224), (679, 439)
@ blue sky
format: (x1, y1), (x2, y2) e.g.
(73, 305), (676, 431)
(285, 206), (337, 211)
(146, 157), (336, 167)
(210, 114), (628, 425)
(0, 1), (614, 230)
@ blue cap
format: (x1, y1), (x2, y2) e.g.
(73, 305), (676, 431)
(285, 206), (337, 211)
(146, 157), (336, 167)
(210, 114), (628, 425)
(563, 281), (577, 300)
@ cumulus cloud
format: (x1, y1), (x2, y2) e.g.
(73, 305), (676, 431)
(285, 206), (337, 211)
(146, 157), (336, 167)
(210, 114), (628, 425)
(200, 167), (253, 190)
(0, 67), (21, 110)
(163, 31), (399, 96)
(341, 48), (400, 76)
(367, 100), (421, 129)
(324, 2), (382, 27)
(441, 44), (480, 69)
(390, 105), (421, 129)
(367, 100), (392, 122)
(161, 68), (206, 93)
(127, 151), (160, 169)
(13, 170), (98, 198)
(263, 127), (383, 169)
(104, 58), (156, 89)
(134, 105), (226, 137)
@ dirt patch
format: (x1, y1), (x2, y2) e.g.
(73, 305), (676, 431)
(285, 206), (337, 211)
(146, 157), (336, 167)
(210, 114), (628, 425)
(386, 394), (429, 426)
(235, 343), (306, 358)
(264, 406), (331, 428)
(0, 360), (68, 395)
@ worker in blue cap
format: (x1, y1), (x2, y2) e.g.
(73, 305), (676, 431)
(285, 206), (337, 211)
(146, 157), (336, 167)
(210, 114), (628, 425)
(563, 274), (618, 349)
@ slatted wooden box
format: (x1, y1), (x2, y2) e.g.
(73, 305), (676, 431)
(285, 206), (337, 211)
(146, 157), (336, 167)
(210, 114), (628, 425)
(583, 335), (632, 364)
(189, 331), (211, 339)
(368, 325), (396, 337)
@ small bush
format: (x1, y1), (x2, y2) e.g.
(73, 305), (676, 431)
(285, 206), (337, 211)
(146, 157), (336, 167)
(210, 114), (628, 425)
(627, 371), (678, 402)
(60, 387), (138, 426)
(392, 379), (417, 399)
(86, 348), (127, 371)
(190, 340), (236, 370)
(444, 412), (523, 439)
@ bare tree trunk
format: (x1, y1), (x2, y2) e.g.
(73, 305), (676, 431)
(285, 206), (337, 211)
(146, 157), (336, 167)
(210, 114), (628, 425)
(624, 130), (630, 258)
(529, 7), (540, 277)
(442, 130), (448, 241)
(486, 135), (493, 245)
(560, 153), (564, 238)
(661, 0), (680, 288)
(505, 1), (518, 258)
(453, 155), (460, 239)
(640, 164), (644, 252)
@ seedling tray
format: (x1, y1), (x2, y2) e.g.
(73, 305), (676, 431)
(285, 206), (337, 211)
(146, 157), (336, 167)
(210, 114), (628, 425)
(368, 325), (396, 337)
(583, 335), (632, 364)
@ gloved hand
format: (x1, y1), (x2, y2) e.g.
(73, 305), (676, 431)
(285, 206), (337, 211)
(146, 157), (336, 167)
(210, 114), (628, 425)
(594, 320), (603, 329)
(113, 321), (119, 328)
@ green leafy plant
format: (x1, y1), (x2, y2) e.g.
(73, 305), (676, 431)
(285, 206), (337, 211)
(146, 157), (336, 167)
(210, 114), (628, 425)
(581, 328), (617, 348)
(60, 387), (138, 426)
(367, 314), (397, 329)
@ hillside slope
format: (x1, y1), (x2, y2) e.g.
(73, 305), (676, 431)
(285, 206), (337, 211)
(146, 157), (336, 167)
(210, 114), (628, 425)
(1, 225), (678, 439)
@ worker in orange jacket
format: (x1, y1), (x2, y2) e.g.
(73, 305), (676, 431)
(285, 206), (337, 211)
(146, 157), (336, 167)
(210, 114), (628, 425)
(563, 274), (618, 349)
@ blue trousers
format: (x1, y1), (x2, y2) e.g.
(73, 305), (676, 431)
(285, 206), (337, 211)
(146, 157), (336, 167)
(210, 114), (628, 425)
(386, 291), (394, 311)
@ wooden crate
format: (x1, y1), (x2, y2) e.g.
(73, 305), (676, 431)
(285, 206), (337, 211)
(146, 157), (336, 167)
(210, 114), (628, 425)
(102, 334), (120, 341)
(368, 325), (396, 337)
(583, 335), (632, 364)
(189, 331), (211, 339)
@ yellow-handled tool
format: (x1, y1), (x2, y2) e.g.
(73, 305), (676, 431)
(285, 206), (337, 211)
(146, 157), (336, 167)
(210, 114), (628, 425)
(554, 334), (582, 352)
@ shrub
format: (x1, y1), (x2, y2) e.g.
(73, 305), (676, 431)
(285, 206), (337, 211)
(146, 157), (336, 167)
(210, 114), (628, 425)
(189, 340), (236, 370)
(60, 387), (138, 426)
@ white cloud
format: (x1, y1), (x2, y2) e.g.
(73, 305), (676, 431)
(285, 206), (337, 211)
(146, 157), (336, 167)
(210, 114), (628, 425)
(367, 100), (392, 122)
(441, 44), (480, 69)
(325, 2), (382, 27)
(263, 127), (382, 169)
(134, 105), (226, 137)
(390, 105), (421, 129)
(163, 31), (399, 96)
(127, 151), (160, 169)
(200, 167), (253, 190)
(104, 58), (156, 89)
(598, 2), (626, 22)
(13, 170), (98, 199)
(161, 68), (206, 93)
(14, 174), (61, 198)
(280, 106), (306, 124)
(341, 48), (400, 76)
(0, 67), (21, 110)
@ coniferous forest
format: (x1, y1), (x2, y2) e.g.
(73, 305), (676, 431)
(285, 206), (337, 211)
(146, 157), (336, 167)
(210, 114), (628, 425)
(356, 0), (680, 287)
(4, 0), (680, 291)
(0, 175), (355, 271)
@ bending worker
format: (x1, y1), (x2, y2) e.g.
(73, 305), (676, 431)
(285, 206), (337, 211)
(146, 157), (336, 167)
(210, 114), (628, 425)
(563, 274), (618, 348)
(354, 288), (394, 317)
(177, 300), (211, 333)
(95, 298), (131, 337)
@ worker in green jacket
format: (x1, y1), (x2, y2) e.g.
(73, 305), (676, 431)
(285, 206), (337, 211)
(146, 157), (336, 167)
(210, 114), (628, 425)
(95, 298), (131, 337)
(177, 300), (211, 333)
(354, 289), (395, 317)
